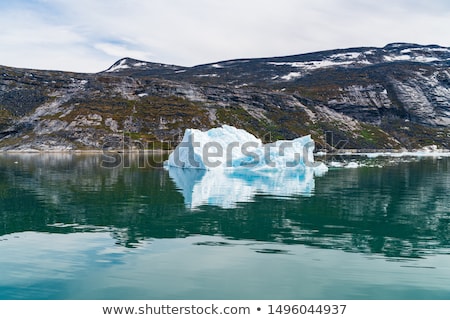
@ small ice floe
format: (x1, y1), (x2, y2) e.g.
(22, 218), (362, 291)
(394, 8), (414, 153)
(345, 161), (360, 168)
(329, 161), (345, 168)
(315, 151), (327, 156)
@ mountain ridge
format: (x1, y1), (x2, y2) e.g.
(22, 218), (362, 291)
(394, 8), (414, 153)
(1, 43), (449, 151)
(104, 42), (450, 71)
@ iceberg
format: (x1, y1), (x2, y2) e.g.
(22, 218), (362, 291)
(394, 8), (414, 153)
(164, 125), (328, 209)
(165, 125), (327, 173)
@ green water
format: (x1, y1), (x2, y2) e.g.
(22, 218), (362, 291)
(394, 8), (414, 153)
(0, 154), (449, 299)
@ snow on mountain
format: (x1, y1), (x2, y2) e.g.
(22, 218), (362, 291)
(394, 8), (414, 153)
(105, 58), (131, 72)
(263, 44), (450, 82)
(104, 57), (183, 74)
(100, 43), (450, 88)
(382, 47), (449, 63)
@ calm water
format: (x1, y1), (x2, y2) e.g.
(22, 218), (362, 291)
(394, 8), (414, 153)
(0, 153), (449, 299)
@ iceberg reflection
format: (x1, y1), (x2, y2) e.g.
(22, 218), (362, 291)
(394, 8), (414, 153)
(168, 167), (317, 209)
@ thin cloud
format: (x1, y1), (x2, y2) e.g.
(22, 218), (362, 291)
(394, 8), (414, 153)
(94, 43), (154, 62)
(0, 0), (449, 72)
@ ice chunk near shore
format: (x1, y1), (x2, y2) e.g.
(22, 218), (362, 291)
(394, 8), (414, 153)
(165, 125), (327, 173)
(362, 146), (450, 158)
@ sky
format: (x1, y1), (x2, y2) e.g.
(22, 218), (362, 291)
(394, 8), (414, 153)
(0, 0), (449, 73)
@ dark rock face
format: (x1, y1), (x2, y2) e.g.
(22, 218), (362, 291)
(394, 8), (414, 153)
(0, 43), (449, 151)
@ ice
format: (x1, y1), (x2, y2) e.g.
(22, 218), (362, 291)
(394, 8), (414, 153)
(345, 161), (360, 168)
(361, 146), (450, 158)
(329, 161), (345, 168)
(165, 125), (327, 209)
(165, 125), (327, 173)
(324, 147), (450, 170)
(168, 166), (316, 209)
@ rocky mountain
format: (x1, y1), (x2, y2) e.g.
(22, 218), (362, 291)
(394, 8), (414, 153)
(0, 43), (449, 151)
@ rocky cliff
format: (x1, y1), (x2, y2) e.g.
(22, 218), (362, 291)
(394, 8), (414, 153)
(1, 43), (449, 151)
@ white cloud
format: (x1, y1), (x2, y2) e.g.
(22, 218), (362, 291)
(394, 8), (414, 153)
(0, 0), (449, 72)
(94, 43), (154, 61)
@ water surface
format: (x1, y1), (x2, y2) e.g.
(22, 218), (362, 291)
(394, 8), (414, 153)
(0, 154), (449, 299)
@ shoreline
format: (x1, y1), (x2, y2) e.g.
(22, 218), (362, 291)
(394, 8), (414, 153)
(316, 150), (450, 157)
(1, 148), (449, 157)
(0, 149), (171, 154)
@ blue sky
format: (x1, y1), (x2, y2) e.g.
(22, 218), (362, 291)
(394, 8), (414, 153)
(1, 0), (449, 72)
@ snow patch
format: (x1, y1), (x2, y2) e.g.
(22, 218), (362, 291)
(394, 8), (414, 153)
(196, 74), (220, 78)
(133, 62), (147, 67)
(384, 54), (412, 62)
(329, 52), (361, 60)
(270, 60), (355, 70)
(429, 47), (450, 52)
(414, 56), (440, 63)
(106, 59), (130, 72)
(281, 72), (302, 80)
(384, 53), (440, 63)
(270, 56), (371, 80)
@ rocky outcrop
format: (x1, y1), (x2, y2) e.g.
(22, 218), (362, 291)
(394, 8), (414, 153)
(0, 43), (449, 151)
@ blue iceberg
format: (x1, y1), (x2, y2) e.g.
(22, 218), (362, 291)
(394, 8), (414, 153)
(165, 125), (328, 173)
(165, 126), (328, 209)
